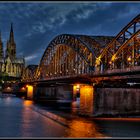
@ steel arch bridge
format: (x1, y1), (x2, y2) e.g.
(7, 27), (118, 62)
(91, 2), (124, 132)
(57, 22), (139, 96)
(95, 14), (140, 71)
(22, 14), (140, 82)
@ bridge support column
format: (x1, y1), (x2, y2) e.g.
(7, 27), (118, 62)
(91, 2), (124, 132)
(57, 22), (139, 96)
(26, 85), (34, 100)
(78, 84), (94, 116)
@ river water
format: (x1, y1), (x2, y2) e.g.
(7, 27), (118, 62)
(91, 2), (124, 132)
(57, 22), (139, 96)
(0, 94), (140, 138)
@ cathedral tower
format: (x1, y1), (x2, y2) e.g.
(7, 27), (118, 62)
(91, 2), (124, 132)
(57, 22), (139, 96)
(0, 31), (3, 59)
(6, 23), (16, 59)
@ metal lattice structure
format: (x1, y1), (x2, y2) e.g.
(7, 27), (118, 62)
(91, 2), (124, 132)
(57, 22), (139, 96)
(22, 14), (140, 82)
(25, 34), (112, 82)
(95, 14), (140, 71)
(22, 65), (38, 82)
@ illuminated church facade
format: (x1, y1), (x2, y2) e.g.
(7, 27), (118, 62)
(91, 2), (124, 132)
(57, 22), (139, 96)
(0, 23), (25, 78)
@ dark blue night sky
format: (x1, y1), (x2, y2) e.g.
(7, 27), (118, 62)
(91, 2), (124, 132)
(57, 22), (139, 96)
(0, 2), (139, 66)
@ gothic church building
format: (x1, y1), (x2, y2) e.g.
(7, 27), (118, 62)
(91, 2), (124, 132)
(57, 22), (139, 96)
(0, 23), (25, 78)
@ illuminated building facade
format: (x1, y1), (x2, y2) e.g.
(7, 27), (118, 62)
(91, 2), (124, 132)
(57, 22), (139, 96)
(0, 23), (25, 78)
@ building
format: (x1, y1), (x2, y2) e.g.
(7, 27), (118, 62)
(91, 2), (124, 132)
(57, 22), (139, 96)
(0, 23), (25, 78)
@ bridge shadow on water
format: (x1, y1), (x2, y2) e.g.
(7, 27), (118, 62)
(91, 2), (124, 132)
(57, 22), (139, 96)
(30, 99), (108, 138)
(32, 99), (140, 138)
(0, 94), (140, 138)
(33, 99), (80, 115)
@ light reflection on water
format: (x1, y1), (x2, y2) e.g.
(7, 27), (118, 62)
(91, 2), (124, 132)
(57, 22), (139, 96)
(0, 96), (140, 137)
(21, 99), (140, 138)
(21, 99), (107, 137)
(23, 100), (34, 107)
(64, 119), (107, 138)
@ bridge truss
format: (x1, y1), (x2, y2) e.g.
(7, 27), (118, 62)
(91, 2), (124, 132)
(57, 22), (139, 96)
(22, 14), (140, 82)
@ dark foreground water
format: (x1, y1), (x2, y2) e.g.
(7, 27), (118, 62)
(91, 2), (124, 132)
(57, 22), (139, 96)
(0, 94), (140, 138)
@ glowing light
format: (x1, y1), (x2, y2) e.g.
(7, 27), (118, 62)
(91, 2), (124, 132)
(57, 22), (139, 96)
(95, 56), (101, 65)
(7, 87), (11, 90)
(76, 84), (80, 88)
(27, 85), (33, 99)
(73, 84), (81, 94)
(21, 87), (26, 91)
(127, 56), (131, 62)
(93, 83), (96, 86)
(111, 55), (117, 61)
(76, 84), (80, 91)
(24, 100), (33, 106)
(28, 86), (33, 93)
(109, 61), (112, 65)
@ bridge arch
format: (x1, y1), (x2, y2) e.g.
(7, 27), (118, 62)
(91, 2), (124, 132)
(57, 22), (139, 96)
(35, 34), (105, 80)
(110, 29), (140, 69)
(95, 14), (140, 71)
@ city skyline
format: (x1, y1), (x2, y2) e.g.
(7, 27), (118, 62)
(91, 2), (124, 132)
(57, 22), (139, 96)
(0, 2), (139, 65)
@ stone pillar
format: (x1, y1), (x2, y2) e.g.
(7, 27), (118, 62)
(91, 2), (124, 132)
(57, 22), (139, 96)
(27, 85), (34, 100)
(79, 84), (94, 116)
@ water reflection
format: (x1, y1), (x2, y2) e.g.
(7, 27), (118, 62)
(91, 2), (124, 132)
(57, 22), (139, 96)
(65, 119), (108, 138)
(0, 96), (140, 137)
(23, 100), (34, 107)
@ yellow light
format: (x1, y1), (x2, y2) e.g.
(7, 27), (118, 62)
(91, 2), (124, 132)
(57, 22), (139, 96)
(127, 56), (131, 62)
(24, 100), (33, 106)
(76, 84), (80, 89)
(26, 85), (29, 88)
(111, 55), (116, 61)
(21, 87), (26, 91)
(73, 84), (80, 94)
(109, 61), (112, 65)
(28, 86), (33, 93)
(95, 56), (101, 65)
(27, 85), (33, 99)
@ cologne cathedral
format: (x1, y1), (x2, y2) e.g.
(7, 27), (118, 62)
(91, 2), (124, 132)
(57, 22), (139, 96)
(0, 23), (25, 78)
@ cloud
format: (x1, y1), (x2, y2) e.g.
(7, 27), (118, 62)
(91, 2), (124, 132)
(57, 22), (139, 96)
(25, 54), (38, 62)
(0, 2), (140, 66)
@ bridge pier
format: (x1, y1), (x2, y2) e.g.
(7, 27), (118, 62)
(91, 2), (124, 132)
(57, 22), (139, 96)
(30, 83), (95, 116)
(79, 85), (94, 116)
(26, 85), (34, 100)
(94, 88), (140, 116)
(33, 85), (73, 105)
(73, 84), (94, 116)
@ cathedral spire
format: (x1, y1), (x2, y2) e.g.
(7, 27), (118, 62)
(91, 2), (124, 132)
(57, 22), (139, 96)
(9, 22), (14, 43)
(6, 23), (16, 59)
(0, 31), (3, 58)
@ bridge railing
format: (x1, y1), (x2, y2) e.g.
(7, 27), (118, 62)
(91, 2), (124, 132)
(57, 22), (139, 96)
(21, 65), (140, 82)
(93, 65), (140, 76)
